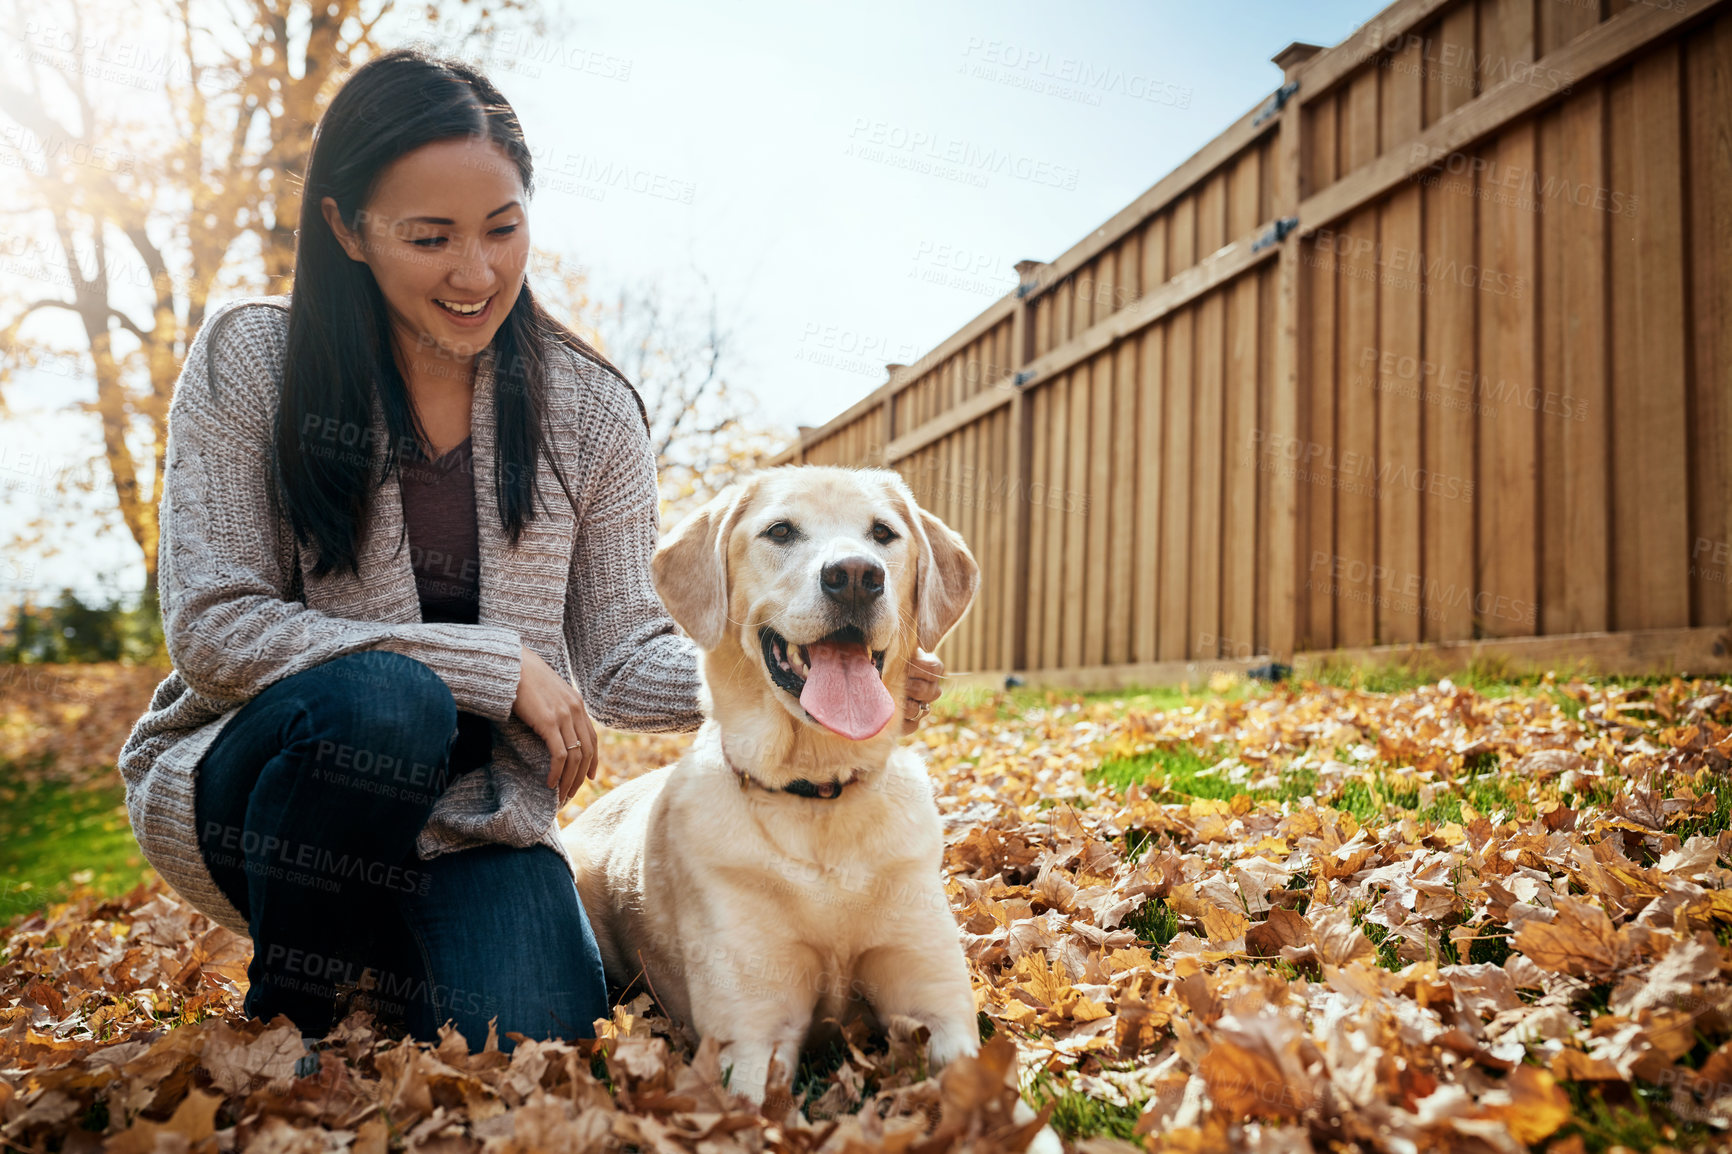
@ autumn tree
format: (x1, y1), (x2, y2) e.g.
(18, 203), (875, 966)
(0, 0), (543, 603)
(577, 277), (786, 526)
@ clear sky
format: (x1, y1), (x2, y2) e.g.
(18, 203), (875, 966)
(0, 0), (1375, 599)
(477, 0), (1371, 431)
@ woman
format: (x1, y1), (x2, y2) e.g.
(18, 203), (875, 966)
(117, 47), (944, 1055)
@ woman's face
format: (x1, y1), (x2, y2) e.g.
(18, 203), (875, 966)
(322, 135), (530, 374)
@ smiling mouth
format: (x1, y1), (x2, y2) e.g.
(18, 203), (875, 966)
(761, 625), (885, 696)
(435, 295), (493, 317)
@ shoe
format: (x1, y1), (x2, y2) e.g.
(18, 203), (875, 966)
(294, 1034), (325, 1078)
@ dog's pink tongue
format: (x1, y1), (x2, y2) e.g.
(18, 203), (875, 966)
(799, 640), (896, 740)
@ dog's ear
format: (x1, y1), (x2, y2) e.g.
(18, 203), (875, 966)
(889, 477), (979, 650)
(652, 480), (754, 649)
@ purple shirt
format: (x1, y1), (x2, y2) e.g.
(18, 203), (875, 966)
(399, 434), (492, 774)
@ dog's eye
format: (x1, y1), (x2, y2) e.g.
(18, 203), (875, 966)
(871, 521), (898, 545)
(762, 521), (796, 543)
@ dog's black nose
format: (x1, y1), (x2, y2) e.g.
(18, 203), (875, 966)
(821, 557), (884, 609)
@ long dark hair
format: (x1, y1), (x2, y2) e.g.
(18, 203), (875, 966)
(214, 47), (644, 580)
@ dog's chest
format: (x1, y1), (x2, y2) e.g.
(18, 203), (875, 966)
(753, 852), (905, 929)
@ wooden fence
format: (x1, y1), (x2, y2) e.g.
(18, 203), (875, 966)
(775, 0), (1732, 685)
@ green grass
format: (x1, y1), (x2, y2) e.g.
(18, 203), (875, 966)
(1125, 898), (1179, 952)
(1299, 657), (1682, 700)
(1026, 1072), (1144, 1142)
(0, 770), (151, 928)
(1555, 1075), (1711, 1153)
(1092, 743), (1236, 800)
(1674, 768), (1732, 839)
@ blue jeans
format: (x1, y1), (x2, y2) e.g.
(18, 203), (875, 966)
(193, 649), (609, 1052)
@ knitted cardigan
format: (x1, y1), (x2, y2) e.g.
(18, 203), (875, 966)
(118, 294), (705, 938)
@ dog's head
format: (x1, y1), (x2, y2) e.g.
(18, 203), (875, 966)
(652, 466), (978, 744)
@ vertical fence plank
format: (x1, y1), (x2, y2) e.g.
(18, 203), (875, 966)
(1306, 94), (1337, 195)
(957, 420), (977, 670)
(1335, 206), (1379, 650)
(1441, 2), (1478, 118)
(1109, 341), (1139, 665)
(1333, 68), (1380, 649)
(1539, 91), (1611, 634)
(1135, 325), (1166, 661)
(1172, 194), (1197, 274)
(1379, 32), (1425, 645)
(1086, 354), (1114, 665)
(1610, 48), (1691, 629)
(1476, 122), (1540, 639)
(1160, 311), (1194, 659)
(1192, 291), (1225, 657)
(1142, 217), (1168, 300)
(1688, 15), (1732, 627)
(1025, 386), (1051, 668)
(936, 431), (957, 667)
(990, 406), (1011, 670)
(1257, 265), (1278, 656)
(1063, 368), (1091, 667)
(1540, 0), (1603, 57)
(1223, 275), (1259, 660)
(1302, 236), (1338, 651)
(1421, 161), (1476, 641)
(1041, 377), (1069, 670)
(1269, 71), (1306, 660)
(1096, 249), (1118, 327)
(1374, 179), (1423, 647)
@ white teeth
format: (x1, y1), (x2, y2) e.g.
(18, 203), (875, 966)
(436, 296), (490, 316)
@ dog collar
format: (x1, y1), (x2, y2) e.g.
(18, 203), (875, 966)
(723, 750), (860, 800)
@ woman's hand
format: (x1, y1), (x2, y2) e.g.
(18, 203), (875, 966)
(512, 645), (599, 805)
(901, 648), (945, 734)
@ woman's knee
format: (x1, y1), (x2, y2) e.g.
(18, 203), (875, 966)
(289, 651), (458, 771)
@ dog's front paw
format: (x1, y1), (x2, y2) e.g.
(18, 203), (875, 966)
(924, 1020), (980, 1071)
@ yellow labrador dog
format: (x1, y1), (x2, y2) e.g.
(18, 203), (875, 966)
(563, 465), (982, 1102)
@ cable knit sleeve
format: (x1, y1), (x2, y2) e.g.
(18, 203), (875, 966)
(562, 363), (705, 732)
(159, 299), (524, 722)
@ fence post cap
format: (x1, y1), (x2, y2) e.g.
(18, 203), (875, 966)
(1272, 42), (1323, 79)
